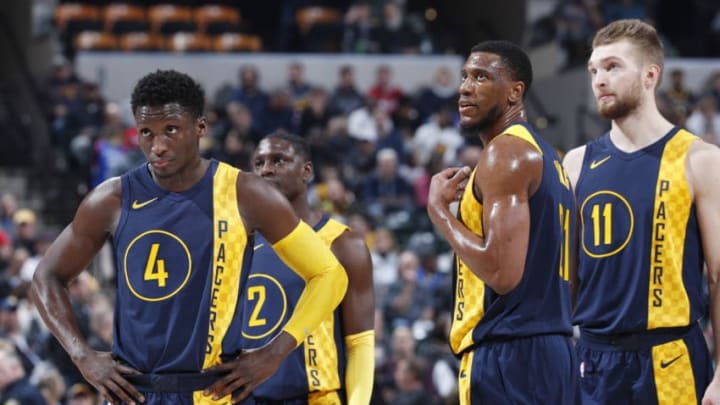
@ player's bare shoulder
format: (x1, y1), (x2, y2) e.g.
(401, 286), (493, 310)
(78, 176), (123, 234)
(476, 134), (543, 194)
(562, 145), (587, 189)
(686, 138), (720, 198)
(234, 170), (296, 236)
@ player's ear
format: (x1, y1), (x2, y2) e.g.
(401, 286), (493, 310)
(303, 161), (314, 183)
(508, 81), (524, 104)
(645, 64), (661, 90)
(197, 116), (207, 138)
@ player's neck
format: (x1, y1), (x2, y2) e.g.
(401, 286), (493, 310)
(481, 105), (526, 145)
(152, 158), (209, 193)
(609, 102), (674, 153)
(292, 195), (321, 227)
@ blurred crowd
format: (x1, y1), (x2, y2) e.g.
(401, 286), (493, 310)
(2, 0), (720, 403)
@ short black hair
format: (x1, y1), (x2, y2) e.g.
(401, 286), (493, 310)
(470, 40), (533, 96)
(131, 70), (205, 118)
(261, 130), (311, 161)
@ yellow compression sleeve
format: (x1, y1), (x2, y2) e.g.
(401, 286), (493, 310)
(344, 330), (375, 405)
(272, 220), (349, 344)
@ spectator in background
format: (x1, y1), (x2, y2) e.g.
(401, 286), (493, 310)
(87, 306), (113, 352)
(299, 87), (331, 138)
(36, 366), (67, 405)
(410, 104), (464, 168)
(215, 101), (262, 145)
(704, 71), (720, 110)
(286, 61), (313, 112)
(0, 343), (45, 405)
(415, 66), (458, 122)
(554, 0), (603, 69)
(602, 0), (648, 23)
(308, 116), (355, 170)
(372, 1), (423, 54)
(260, 87), (297, 135)
(368, 65), (404, 114)
(0, 194), (18, 235)
(329, 65), (366, 116)
(686, 95), (720, 145)
(348, 98), (395, 144)
(312, 172), (357, 221)
(370, 227), (400, 302)
(659, 68), (697, 116)
(383, 250), (431, 328)
(363, 148), (414, 220)
(0, 229), (12, 279)
(342, 2), (377, 53)
(231, 65), (269, 134)
(392, 357), (434, 405)
(12, 209), (38, 256)
(0, 296), (41, 374)
(206, 128), (255, 171)
(66, 382), (100, 405)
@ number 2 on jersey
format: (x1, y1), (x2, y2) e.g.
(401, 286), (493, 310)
(247, 286), (267, 327)
(144, 243), (169, 287)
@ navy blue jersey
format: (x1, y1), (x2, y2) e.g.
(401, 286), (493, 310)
(240, 215), (348, 402)
(113, 160), (252, 378)
(573, 127), (705, 335)
(450, 122), (575, 354)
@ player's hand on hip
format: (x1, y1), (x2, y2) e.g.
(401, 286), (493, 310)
(428, 166), (472, 208)
(203, 345), (285, 404)
(75, 350), (143, 405)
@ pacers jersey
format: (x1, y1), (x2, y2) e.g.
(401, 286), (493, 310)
(573, 127), (705, 335)
(240, 215), (349, 402)
(113, 160), (252, 377)
(450, 122), (575, 355)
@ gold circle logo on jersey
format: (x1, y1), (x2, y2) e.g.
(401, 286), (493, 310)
(241, 274), (288, 339)
(123, 230), (192, 302)
(580, 190), (634, 258)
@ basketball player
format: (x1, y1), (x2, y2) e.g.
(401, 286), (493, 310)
(563, 19), (720, 404)
(30, 70), (348, 405)
(426, 40), (578, 404)
(205, 132), (374, 404)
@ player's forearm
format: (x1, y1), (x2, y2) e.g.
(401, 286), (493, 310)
(31, 268), (93, 361)
(427, 203), (504, 289)
(345, 330), (375, 405)
(272, 221), (349, 344)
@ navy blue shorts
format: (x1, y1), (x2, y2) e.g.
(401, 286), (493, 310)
(458, 334), (579, 404)
(576, 324), (712, 405)
(113, 372), (231, 404)
(115, 391), (229, 404)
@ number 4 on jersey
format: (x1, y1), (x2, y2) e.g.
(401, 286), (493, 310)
(144, 243), (169, 287)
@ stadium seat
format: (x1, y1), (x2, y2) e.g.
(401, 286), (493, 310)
(212, 33), (262, 52)
(118, 32), (163, 51)
(295, 6), (343, 52)
(166, 32), (211, 52)
(295, 6), (341, 34)
(55, 3), (102, 34)
(104, 4), (148, 35)
(195, 4), (242, 36)
(73, 31), (118, 51)
(148, 4), (195, 35)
